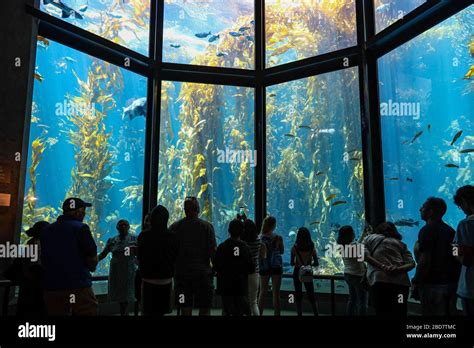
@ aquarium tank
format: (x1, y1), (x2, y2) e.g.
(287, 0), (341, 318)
(23, 0), (473, 278)
(379, 5), (474, 261)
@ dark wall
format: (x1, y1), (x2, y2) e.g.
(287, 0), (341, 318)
(0, 0), (38, 264)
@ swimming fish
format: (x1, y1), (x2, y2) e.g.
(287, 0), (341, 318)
(406, 177), (413, 182)
(170, 44), (181, 48)
(459, 148), (474, 154)
(284, 133), (296, 138)
(402, 140), (409, 145)
(79, 5), (87, 12)
(250, 20), (255, 26)
(310, 221), (321, 225)
(315, 171), (325, 176)
(34, 72), (44, 82)
(63, 56), (77, 63)
(43, 0), (84, 19)
(464, 66), (474, 80)
(349, 157), (361, 161)
(246, 36), (254, 42)
(268, 93), (277, 97)
(109, 12), (122, 19)
(122, 97), (147, 120)
(427, 124), (431, 132)
(388, 177), (399, 181)
(317, 128), (336, 135)
(394, 219), (419, 227)
(216, 52), (228, 57)
(195, 31), (211, 38)
(332, 201), (347, 207)
(445, 163), (460, 168)
(208, 34), (220, 43)
(239, 26), (251, 32)
(325, 194), (337, 201)
(411, 130), (423, 144)
(450, 130), (463, 146)
(298, 125), (312, 130)
(229, 31), (243, 37)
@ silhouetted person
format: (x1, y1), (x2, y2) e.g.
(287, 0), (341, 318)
(16, 221), (49, 317)
(412, 197), (461, 315)
(41, 198), (98, 315)
(170, 197), (217, 316)
(258, 216), (284, 316)
(337, 225), (368, 316)
(138, 205), (179, 316)
(241, 217), (264, 316)
(135, 213), (151, 309)
(362, 222), (415, 317)
(214, 219), (254, 316)
(98, 219), (137, 316)
(453, 185), (474, 315)
(291, 227), (319, 316)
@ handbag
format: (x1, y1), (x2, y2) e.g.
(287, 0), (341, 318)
(295, 247), (314, 283)
(360, 236), (385, 291)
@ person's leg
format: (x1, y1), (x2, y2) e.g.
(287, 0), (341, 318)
(353, 277), (368, 316)
(292, 272), (303, 316)
(72, 287), (98, 316)
(303, 279), (318, 316)
(259, 275), (269, 315)
(248, 273), (260, 316)
(272, 274), (282, 316)
(175, 276), (193, 316)
(344, 274), (357, 316)
(392, 285), (409, 317)
(221, 296), (232, 316)
(196, 274), (213, 316)
(447, 284), (459, 316)
(371, 282), (391, 316)
(43, 290), (70, 316)
(462, 297), (474, 316)
(120, 302), (128, 316)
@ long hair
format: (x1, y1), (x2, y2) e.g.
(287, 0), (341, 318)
(337, 225), (355, 245)
(375, 222), (402, 240)
(295, 227), (314, 252)
(242, 219), (258, 243)
(261, 216), (276, 235)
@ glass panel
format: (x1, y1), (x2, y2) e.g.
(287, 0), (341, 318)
(374, 0), (426, 33)
(163, 0), (254, 69)
(379, 6), (474, 270)
(159, 81), (255, 242)
(265, 0), (357, 68)
(23, 39), (147, 274)
(40, 0), (150, 56)
(266, 67), (364, 275)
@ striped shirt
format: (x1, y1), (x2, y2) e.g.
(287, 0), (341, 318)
(246, 238), (262, 273)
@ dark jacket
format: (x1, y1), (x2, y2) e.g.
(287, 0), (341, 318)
(214, 238), (255, 296)
(137, 227), (179, 280)
(40, 215), (97, 290)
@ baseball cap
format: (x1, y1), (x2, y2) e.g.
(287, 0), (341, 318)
(62, 197), (92, 213)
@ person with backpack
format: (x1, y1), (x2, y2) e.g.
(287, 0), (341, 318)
(291, 227), (319, 316)
(258, 216), (284, 316)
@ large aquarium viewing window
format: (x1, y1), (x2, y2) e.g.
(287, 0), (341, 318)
(265, 0), (357, 68)
(266, 68), (364, 274)
(158, 81), (255, 242)
(21, 1), (472, 280)
(23, 39), (147, 274)
(40, 0), (150, 56)
(163, 0), (255, 69)
(379, 5), (474, 256)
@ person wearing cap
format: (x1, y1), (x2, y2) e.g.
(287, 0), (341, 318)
(98, 219), (137, 316)
(40, 197), (99, 315)
(169, 197), (217, 316)
(137, 205), (179, 316)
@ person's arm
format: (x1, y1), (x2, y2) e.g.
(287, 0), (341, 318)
(362, 236), (386, 270)
(78, 225), (98, 272)
(290, 246), (296, 266)
(387, 245), (416, 274)
(98, 239), (112, 262)
(259, 242), (267, 260)
(412, 251), (431, 285)
(209, 224), (218, 264)
(277, 235), (284, 254)
(312, 247), (319, 267)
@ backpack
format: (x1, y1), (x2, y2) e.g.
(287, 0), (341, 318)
(259, 235), (282, 271)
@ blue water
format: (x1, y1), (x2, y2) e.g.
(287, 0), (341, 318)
(27, 1), (473, 276)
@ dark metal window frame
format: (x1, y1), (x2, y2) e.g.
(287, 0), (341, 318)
(25, 0), (472, 229)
